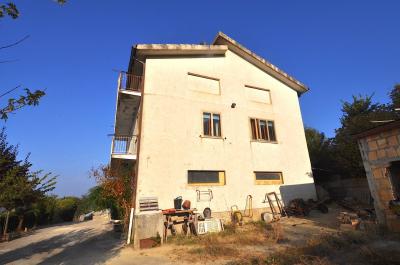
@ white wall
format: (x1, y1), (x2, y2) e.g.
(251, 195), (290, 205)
(135, 50), (316, 213)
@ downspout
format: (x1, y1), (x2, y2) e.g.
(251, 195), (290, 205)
(131, 57), (146, 209)
(127, 56), (146, 246)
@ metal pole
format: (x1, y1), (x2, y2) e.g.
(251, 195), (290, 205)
(126, 208), (134, 244)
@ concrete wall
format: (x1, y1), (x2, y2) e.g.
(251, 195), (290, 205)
(135, 50), (316, 214)
(358, 128), (400, 231)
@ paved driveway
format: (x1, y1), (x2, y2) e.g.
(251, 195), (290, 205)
(0, 217), (124, 265)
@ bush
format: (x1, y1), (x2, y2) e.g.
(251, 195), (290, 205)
(55, 197), (79, 222)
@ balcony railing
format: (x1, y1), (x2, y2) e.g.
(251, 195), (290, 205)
(118, 72), (143, 92)
(111, 135), (137, 156)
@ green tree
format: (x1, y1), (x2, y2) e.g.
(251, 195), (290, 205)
(77, 186), (120, 219)
(332, 94), (394, 178)
(0, 1), (65, 20)
(389, 84), (400, 110)
(55, 197), (79, 222)
(304, 127), (335, 182)
(0, 129), (56, 233)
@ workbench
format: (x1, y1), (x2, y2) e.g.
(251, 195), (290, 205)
(162, 209), (198, 242)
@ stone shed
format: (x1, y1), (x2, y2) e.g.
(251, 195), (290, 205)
(356, 120), (400, 232)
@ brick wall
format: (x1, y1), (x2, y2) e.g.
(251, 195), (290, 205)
(358, 128), (400, 232)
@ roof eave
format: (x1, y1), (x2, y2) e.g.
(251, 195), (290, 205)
(212, 32), (309, 94)
(134, 44), (228, 57)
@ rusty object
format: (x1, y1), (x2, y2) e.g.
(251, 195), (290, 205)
(140, 238), (159, 249)
(162, 208), (176, 214)
(182, 200), (191, 210)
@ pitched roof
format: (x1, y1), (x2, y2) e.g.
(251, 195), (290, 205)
(212, 32), (308, 93)
(132, 32), (309, 94)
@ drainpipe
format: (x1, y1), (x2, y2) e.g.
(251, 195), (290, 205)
(126, 208), (134, 244)
(127, 56), (146, 246)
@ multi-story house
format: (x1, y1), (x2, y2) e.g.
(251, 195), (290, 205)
(110, 32), (316, 223)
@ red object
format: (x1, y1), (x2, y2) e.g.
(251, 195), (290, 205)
(162, 208), (176, 214)
(182, 200), (191, 210)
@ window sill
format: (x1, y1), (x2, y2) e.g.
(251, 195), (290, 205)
(188, 183), (225, 186)
(255, 180), (283, 185)
(200, 135), (225, 140)
(250, 139), (278, 144)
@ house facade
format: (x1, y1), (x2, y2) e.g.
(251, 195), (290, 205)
(110, 32), (316, 220)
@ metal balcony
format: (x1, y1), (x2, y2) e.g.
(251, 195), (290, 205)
(118, 72), (143, 94)
(111, 135), (138, 160)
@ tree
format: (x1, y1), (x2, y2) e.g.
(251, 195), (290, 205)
(389, 84), (400, 110)
(332, 94), (394, 178)
(90, 161), (133, 227)
(0, 87), (46, 120)
(77, 186), (117, 216)
(55, 197), (79, 222)
(304, 127), (335, 182)
(0, 0), (66, 120)
(0, 129), (56, 234)
(0, 1), (66, 20)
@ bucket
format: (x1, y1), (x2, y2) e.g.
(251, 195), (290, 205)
(174, 196), (182, 210)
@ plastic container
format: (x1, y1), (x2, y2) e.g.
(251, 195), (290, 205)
(174, 196), (182, 210)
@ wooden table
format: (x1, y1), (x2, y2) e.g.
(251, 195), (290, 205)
(162, 209), (198, 242)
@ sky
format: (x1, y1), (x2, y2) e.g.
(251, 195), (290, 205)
(1, 1), (399, 196)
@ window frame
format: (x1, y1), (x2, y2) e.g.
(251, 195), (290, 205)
(187, 170), (226, 186)
(254, 171), (283, 185)
(202, 111), (222, 138)
(249, 118), (277, 142)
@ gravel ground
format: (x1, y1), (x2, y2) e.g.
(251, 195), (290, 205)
(0, 215), (124, 265)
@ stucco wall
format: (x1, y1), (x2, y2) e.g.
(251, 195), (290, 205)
(135, 50), (316, 214)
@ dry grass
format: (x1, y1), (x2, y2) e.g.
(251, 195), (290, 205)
(228, 230), (400, 265)
(168, 220), (400, 265)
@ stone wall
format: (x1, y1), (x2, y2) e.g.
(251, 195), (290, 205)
(358, 128), (400, 232)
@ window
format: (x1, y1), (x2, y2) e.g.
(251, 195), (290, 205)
(254, 171), (283, 185)
(250, 118), (277, 142)
(203, 112), (221, 137)
(188, 170), (225, 185)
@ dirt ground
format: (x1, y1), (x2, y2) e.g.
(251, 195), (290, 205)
(1, 204), (400, 265)
(111, 203), (400, 265)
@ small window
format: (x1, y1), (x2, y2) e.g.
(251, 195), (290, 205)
(254, 171), (283, 185)
(188, 170), (225, 185)
(250, 118), (277, 142)
(203, 112), (222, 137)
(203, 113), (211, 135)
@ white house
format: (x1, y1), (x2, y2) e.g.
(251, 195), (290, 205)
(110, 32), (316, 222)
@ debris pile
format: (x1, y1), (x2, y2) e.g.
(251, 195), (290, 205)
(285, 198), (328, 217)
(336, 197), (376, 230)
(338, 212), (361, 230)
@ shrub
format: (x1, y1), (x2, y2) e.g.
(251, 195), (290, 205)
(55, 197), (79, 222)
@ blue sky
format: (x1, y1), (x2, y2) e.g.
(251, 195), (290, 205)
(1, 1), (399, 196)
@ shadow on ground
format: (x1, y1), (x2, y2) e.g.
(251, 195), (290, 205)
(0, 226), (124, 265)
